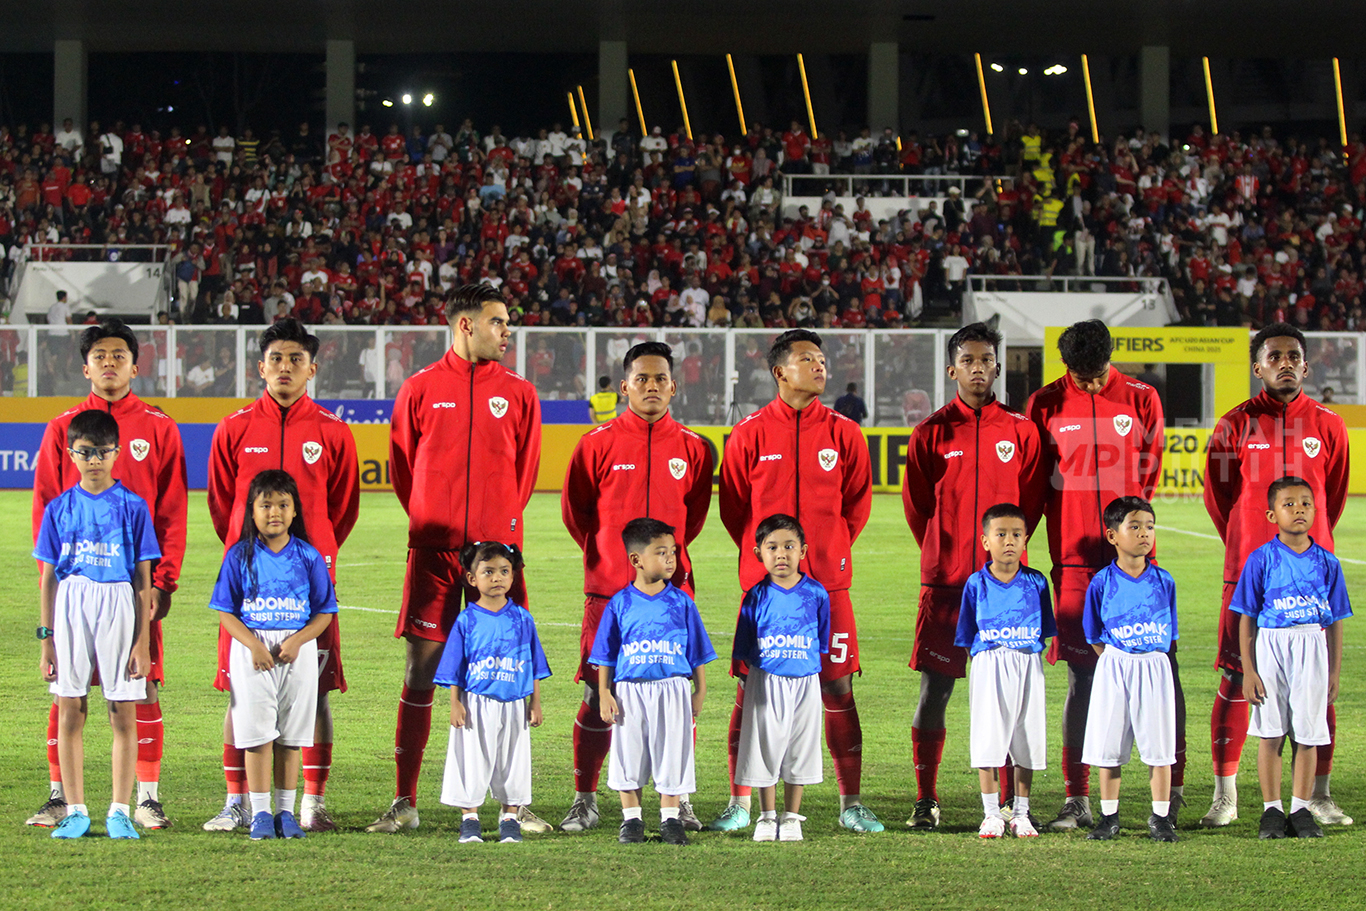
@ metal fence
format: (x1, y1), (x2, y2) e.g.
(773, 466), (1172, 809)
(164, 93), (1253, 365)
(780, 173), (1012, 199)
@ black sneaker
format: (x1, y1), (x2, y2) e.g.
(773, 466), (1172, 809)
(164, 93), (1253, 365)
(1147, 813), (1178, 842)
(1086, 813), (1121, 840)
(1287, 807), (1324, 839)
(618, 818), (646, 844)
(660, 817), (689, 845)
(1258, 806), (1288, 839)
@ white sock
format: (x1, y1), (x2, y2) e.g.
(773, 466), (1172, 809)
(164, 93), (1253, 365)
(1152, 800), (1170, 817)
(622, 806), (643, 821)
(462, 811), (479, 820)
(1264, 799), (1284, 813)
(1213, 774), (1237, 800)
(660, 806), (680, 822)
(981, 793), (1002, 818)
(500, 811), (517, 821)
(301, 793), (323, 816)
(782, 811), (804, 822)
(1291, 796), (1312, 814)
(729, 795), (752, 811)
(108, 802), (130, 819)
(760, 809), (777, 821)
(226, 793), (245, 807)
(839, 794), (862, 812)
(575, 790), (598, 806)
(1313, 774), (1331, 798)
(136, 781), (159, 803)
(1100, 799), (1119, 816)
(274, 788), (297, 815)
(249, 792), (271, 816)
(1013, 796), (1031, 817)
(69, 803), (89, 817)
(50, 781), (65, 801)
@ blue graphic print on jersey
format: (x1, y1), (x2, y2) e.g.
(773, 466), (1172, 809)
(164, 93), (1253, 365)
(210, 537), (337, 631)
(590, 583), (717, 682)
(1230, 537), (1353, 629)
(732, 574), (831, 677)
(1082, 562), (1178, 653)
(955, 563), (1057, 656)
(434, 601), (552, 701)
(34, 482), (160, 584)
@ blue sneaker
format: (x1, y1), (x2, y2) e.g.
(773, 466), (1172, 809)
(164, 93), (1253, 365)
(250, 811), (276, 840)
(275, 811), (306, 839)
(458, 817), (483, 843)
(706, 804), (752, 831)
(106, 809), (140, 839)
(839, 805), (885, 833)
(51, 810), (91, 839)
(499, 818), (522, 843)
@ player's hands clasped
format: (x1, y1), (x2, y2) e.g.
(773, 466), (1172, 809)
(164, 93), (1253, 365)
(249, 639), (276, 671)
(275, 635), (302, 664)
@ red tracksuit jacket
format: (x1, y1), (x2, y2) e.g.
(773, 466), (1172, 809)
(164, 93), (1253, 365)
(208, 392), (360, 572)
(390, 349), (541, 551)
(720, 396), (872, 593)
(562, 408), (714, 598)
(1025, 367), (1164, 570)
(902, 395), (1047, 587)
(1205, 389), (1348, 580)
(32, 391), (188, 592)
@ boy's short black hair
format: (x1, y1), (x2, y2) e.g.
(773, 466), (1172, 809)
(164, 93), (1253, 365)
(1103, 495), (1155, 531)
(1250, 322), (1307, 364)
(767, 328), (822, 373)
(445, 282), (502, 322)
(459, 540), (525, 573)
(623, 340), (674, 374)
(68, 409), (119, 448)
(755, 513), (805, 546)
(79, 319), (140, 365)
(597, 375), (611, 389)
(623, 517), (676, 554)
(981, 502), (1027, 531)
(1057, 319), (1113, 377)
(259, 318), (320, 359)
(1267, 475), (1313, 509)
(947, 322), (1002, 363)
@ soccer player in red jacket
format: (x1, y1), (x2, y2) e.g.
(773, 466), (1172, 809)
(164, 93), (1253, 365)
(1025, 319), (1174, 830)
(714, 329), (879, 833)
(1201, 322), (1351, 828)
(558, 340), (714, 834)
(204, 318), (359, 833)
(901, 322), (1046, 829)
(28, 319), (187, 831)
(368, 283), (543, 834)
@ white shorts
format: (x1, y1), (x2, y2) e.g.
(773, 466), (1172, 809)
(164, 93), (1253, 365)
(1249, 625), (1330, 745)
(735, 669), (823, 788)
(229, 629), (318, 750)
(968, 648), (1048, 770)
(1082, 648), (1175, 768)
(440, 692), (533, 808)
(52, 576), (146, 702)
(607, 677), (696, 796)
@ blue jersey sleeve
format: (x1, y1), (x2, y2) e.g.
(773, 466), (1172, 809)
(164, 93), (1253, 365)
(1082, 572), (1105, 644)
(1228, 547), (1266, 620)
(33, 504), (60, 566)
(305, 546), (339, 616)
(1325, 554), (1354, 623)
(129, 498), (162, 565)
(433, 613), (469, 689)
(1036, 571), (1058, 642)
(209, 547), (245, 616)
(1165, 569), (1179, 642)
(684, 597), (717, 668)
(528, 619), (553, 682)
(588, 593), (623, 668)
(816, 587), (831, 655)
(954, 579), (981, 649)
(732, 587), (760, 663)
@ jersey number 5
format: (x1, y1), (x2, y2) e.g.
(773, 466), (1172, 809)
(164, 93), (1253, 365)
(829, 633), (849, 664)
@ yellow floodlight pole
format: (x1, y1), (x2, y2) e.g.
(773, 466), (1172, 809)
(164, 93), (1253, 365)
(974, 53), (994, 135)
(1202, 56), (1219, 135)
(629, 68), (647, 138)
(567, 92), (581, 132)
(577, 85), (595, 140)
(1081, 54), (1099, 143)
(726, 54), (748, 136)
(797, 53), (818, 140)
(1334, 57), (1349, 157)
(671, 59), (693, 141)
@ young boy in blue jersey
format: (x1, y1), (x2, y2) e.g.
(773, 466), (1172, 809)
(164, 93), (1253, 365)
(732, 514), (831, 843)
(593, 517), (716, 846)
(955, 503), (1056, 839)
(1232, 477), (1352, 840)
(1081, 496), (1180, 843)
(211, 470), (336, 840)
(35, 410), (161, 840)
(435, 541), (551, 845)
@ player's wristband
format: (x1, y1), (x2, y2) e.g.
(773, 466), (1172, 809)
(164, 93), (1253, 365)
(36, 626), (54, 640)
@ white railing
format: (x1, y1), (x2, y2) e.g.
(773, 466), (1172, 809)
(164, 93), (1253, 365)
(24, 243), (172, 261)
(967, 273), (1177, 317)
(781, 173), (1013, 199)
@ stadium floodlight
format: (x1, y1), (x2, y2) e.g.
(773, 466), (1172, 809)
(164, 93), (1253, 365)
(1017, 67), (1028, 75)
(401, 93), (412, 105)
(1044, 64), (1068, 76)
(382, 99), (394, 107)
(990, 63), (1004, 73)
(422, 93), (434, 107)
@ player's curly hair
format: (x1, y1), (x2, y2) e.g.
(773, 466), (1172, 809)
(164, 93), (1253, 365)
(947, 322), (1001, 363)
(1250, 322), (1307, 364)
(79, 318), (140, 365)
(767, 328), (822, 373)
(1057, 319), (1112, 377)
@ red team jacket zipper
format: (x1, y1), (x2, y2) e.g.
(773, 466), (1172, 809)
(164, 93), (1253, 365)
(465, 367), (474, 543)
(794, 407), (802, 520)
(645, 420), (654, 517)
(973, 406), (981, 539)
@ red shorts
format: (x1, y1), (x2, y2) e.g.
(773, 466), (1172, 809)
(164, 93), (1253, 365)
(909, 585), (967, 678)
(212, 615), (347, 695)
(1215, 581), (1241, 672)
(731, 588), (859, 683)
(576, 594), (611, 684)
(1046, 566), (1100, 667)
(397, 548), (529, 643)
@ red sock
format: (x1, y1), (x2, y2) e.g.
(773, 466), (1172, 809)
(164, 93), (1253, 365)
(303, 743), (333, 796)
(823, 690), (863, 797)
(135, 702), (163, 785)
(727, 683), (751, 798)
(999, 760), (1016, 806)
(1317, 704), (1336, 775)
(572, 701), (612, 792)
(1172, 733), (1187, 787)
(911, 726), (945, 801)
(1211, 676), (1249, 777)
(47, 703), (61, 783)
(223, 744), (246, 796)
(1062, 746), (1089, 797)
(395, 685), (433, 805)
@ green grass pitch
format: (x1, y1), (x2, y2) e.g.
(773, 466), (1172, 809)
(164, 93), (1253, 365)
(2, 490), (1365, 910)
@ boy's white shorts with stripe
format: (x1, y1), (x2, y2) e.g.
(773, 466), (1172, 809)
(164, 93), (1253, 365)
(607, 676), (696, 796)
(229, 630), (318, 750)
(1082, 648), (1175, 768)
(735, 669), (823, 788)
(52, 576), (146, 702)
(440, 692), (533, 808)
(1250, 625), (1330, 745)
(968, 647), (1048, 770)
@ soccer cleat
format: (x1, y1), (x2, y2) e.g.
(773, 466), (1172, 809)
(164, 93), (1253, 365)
(275, 811), (306, 839)
(1147, 813), (1178, 843)
(1308, 796), (1353, 826)
(1258, 807), (1288, 839)
(27, 797), (69, 828)
(366, 797), (419, 833)
(678, 798), (703, 832)
(458, 817), (484, 843)
(1009, 814), (1040, 838)
(1287, 808), (1324, 839)
(1047, 796), (1094, 830)
(560, 797), (601, 832)
(515, 806), (553, 834)
(752, 818), (779, 842)
(1199, 795), (1239, 828)
(107, 810), (140, 840)
(778, 815), (806, 842)
(660, 817), (688, 845)
(301, 806), (337, 833)
(51, 809), (90, 839)
(499, 818), (522, 843)
(978, 816), (1006, 839)
(249, 811), (276, 840)
(839, 805), (885, 833)
(134, 798), (172, 829)
(706, 803), (752, 831)
(907, 797), (941, 830)
(1086, 813), (1121, 841)
(202, 803), (250, 832)
(618, 818), (646, 844)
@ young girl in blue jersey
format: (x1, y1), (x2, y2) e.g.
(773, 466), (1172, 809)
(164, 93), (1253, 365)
(210, 470), (336, 841)
(732, 514), (830, 843)
(1232, 477), (1352, 840)
(435, 540), (550, 845)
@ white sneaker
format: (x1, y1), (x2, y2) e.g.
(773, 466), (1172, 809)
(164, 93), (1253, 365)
(678, 799), (702, 832)
(26, 796), (68, 828)
(366, 797), (420, 833)
(1008, 814), (1039, 837)
(559, 797), (600, 832)
(778, 814), (805, 842)
(1309, 796), (1354, 826)
(752, 818), (778, 842)
(1046, 796), (1093, 830)
(1199, 795), (1239, 828)
(515, 806), (553, 834)
(979, 815), (1007, 838)
(134, 798), (172, 829)
(202, 804), (250, 832)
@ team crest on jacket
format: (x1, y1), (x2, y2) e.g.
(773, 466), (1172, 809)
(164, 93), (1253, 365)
(995, 441), (1015, 463)
(302, 441), (323, 465)
(669, 457), (687, 479)
(818, 448), (838, 471)
(1113, 414), (1133, 437)
(129, 439), (150, 462)
(1303, 436), (1322, 458)
(489, 396), (509, 418)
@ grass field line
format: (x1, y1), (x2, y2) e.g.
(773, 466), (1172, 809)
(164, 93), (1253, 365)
(1157, 523), (1366, 565)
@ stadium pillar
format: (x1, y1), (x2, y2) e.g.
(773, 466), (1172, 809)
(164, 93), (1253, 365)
(599, 40), (629, 141)
(53, 39), (87, 136)
(326, 39), (356, 134)
(868, 42), (899, 133)
(1139, 45), (1170, 140)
